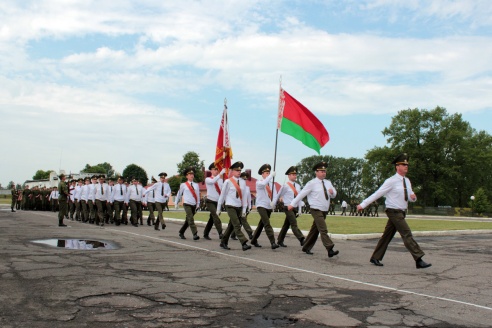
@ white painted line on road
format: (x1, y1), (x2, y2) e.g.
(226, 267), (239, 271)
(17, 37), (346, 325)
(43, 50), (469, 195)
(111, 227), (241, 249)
(103, 226), (492, 312)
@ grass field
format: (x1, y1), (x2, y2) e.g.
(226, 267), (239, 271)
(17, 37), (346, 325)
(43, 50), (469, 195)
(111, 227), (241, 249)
(151, 209), (492, 234)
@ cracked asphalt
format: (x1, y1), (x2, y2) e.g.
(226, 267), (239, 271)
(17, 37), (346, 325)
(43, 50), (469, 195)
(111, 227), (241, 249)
(1, 207), (491, 327)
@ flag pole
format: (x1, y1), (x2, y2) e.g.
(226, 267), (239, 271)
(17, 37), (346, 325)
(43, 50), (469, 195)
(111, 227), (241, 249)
(223, 98), (227, 181)
(271, 76), (282, 200)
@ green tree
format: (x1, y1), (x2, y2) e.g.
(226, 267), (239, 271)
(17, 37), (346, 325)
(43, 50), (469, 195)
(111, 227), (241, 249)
(122, 164), (149, 186)
(32, 169), (54, 180)
(370, 106), (492, 207)
(167, 175), (182, 194)
(81, 162), (115, 177)
(176, 151), (205, 182)
(471, 188), (490, 215)
(7, 181), (15, 189)
(296, 155), (364, 202)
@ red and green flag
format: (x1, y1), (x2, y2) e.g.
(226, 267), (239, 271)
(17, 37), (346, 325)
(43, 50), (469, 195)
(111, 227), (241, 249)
(277, 88), (329, 154)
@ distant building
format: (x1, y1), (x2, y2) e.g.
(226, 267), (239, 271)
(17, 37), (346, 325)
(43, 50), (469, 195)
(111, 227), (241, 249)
(23, 171), (104, 189)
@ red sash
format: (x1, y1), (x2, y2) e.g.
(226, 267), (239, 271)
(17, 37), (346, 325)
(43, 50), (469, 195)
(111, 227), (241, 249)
(185, 182), (198, 203)
(287, 182), (298, 197)
(229, 178), (242, 200)
(266, 185), (272, 199)
(214, 182), (221, 195)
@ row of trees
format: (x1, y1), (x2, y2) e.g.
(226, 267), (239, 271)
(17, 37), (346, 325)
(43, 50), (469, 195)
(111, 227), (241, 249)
(295, 107), (491, 213)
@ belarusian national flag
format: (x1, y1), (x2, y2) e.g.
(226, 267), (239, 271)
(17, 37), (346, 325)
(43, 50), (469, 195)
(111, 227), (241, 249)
(277, 88), (329, 154)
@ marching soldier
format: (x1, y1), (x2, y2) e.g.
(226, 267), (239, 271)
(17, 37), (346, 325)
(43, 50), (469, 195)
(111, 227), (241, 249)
(80, 177), (90, 222)
(144, 172), (171, 230)
(125, 178), (143, 227)
(230, 171), (254, 240)
(271, 166), (305, 247)
(143, 177), (157, 226)
(357, 153), (431, 269)
(88, 176), (97, 223)
(49, 187), (59, 212)
(106, 178), (115, 224)
(57, 174), (69, 227)
(74, 179), (83, 221)
(203, 163), (226, 240)
(175, 167), (201, 240)
(217, 161), (251, 251)
(250, 164), (279, 249)
(112, 176), (127, 226)
(94, 175), (108, 226)
(288, 161), (340, 258)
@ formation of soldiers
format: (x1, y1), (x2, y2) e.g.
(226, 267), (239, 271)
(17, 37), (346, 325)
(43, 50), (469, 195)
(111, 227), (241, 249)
(8, 153), (431, 269)
(10, 185), (59, 212)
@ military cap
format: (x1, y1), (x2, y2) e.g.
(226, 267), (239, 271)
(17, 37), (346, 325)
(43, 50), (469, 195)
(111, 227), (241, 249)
(117, 176), (124, 180)
(240, 172), (249, 180)
(208, 162), (218, 170)
(258, 164), (271, 175)
(59, 174), (65, 179)
(84, 177), (90, 181)
(182, 166), (196, 176)
(108, 177), (115, 182)
(158, 172), (167, 177)
(392, 153), (409, 165)
(98, 175), (105, 179)
(285, 166), (298, 175)
(131, 177), (138, 182)
(151, 176), (157, 183)
(77, 178), (83, 182)
(91, 175), (97, 179)
(313, 161), (328, 171)
(230, 161), (244, 171)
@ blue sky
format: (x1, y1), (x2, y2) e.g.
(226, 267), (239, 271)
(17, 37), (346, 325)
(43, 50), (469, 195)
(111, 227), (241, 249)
(1, 0), (492, 187)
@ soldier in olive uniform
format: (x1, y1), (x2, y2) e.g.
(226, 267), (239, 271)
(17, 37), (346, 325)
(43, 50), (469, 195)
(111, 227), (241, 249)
(11, 185), (18, 212)
(58, 174), (69, 227)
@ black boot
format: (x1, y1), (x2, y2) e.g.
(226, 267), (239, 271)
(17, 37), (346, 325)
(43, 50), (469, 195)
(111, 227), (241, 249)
(271, 242), (279, 249)
(154, 220), (160, 231)
(328, 247), (339, 258)
(299, 237), (305, 246)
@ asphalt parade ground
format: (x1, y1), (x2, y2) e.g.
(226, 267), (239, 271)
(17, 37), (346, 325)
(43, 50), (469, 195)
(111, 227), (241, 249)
(1, 207), (491, 327)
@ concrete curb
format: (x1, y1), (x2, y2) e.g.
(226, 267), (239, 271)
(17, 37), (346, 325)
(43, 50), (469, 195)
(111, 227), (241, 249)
(162, 217), (492, 240)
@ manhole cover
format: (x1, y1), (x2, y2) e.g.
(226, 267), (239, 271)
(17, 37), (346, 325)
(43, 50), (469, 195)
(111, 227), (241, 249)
(32, 239), (118, 250)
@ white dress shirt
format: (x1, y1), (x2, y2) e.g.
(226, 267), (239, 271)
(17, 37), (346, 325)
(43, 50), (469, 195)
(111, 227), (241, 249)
(205, 175), (223, 202)
(144, 182), (171, 203)
(217, 177), (247, 211)
(273, 181), (303, 212)
(175, 181), (200, 207)
(88, 183), (96, 202)
(74, 185), (82, 200)
(291, 177), (337, 212)
(80, 184), (89, 201)
(126, 184), (143, 202)
(244, 186), (252, 212)
(255, 174), (275, 209)
(360, 173), (416, 210)
(94, 183), (109, 201)
(112, 183), (127, 202)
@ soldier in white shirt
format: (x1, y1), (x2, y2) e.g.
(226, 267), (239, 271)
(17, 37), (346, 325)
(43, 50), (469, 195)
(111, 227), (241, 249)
(357, 153), (431, 269)
(272, 166), (305, 247)
(49, 187), (59, 212)
(125, 178), (143, 227)
(74, 178), (83, 221)
(94, 175), (109, 226)
(231, 172), (254, 241)
(203, 163), (226, 240)
(250, 164), (279, 249)
(341, 200), (347, 215)
(288, 161), (339, 258)
(80, 177), (90, 222)
(175, 167), (201, 240)
(112, 176), (127, 226)
(143, 177), (157, 226)
(144, 172), (171, 231)
(69, 179), (76, 220)
(88, 176), (97, 224)
(217, 161), (251, 251)
(106, 178), (115, 224)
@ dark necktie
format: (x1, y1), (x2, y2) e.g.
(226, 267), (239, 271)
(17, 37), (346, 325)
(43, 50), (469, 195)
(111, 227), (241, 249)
(120, 185), (123, 196)
(101, 185), (104, 195)
(403, 178), (408, 201)
(153, 190), (155, 198)
(161, 184), (164, 195)
(136, 186), (138, 195)
(321, 180), (328, 200)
